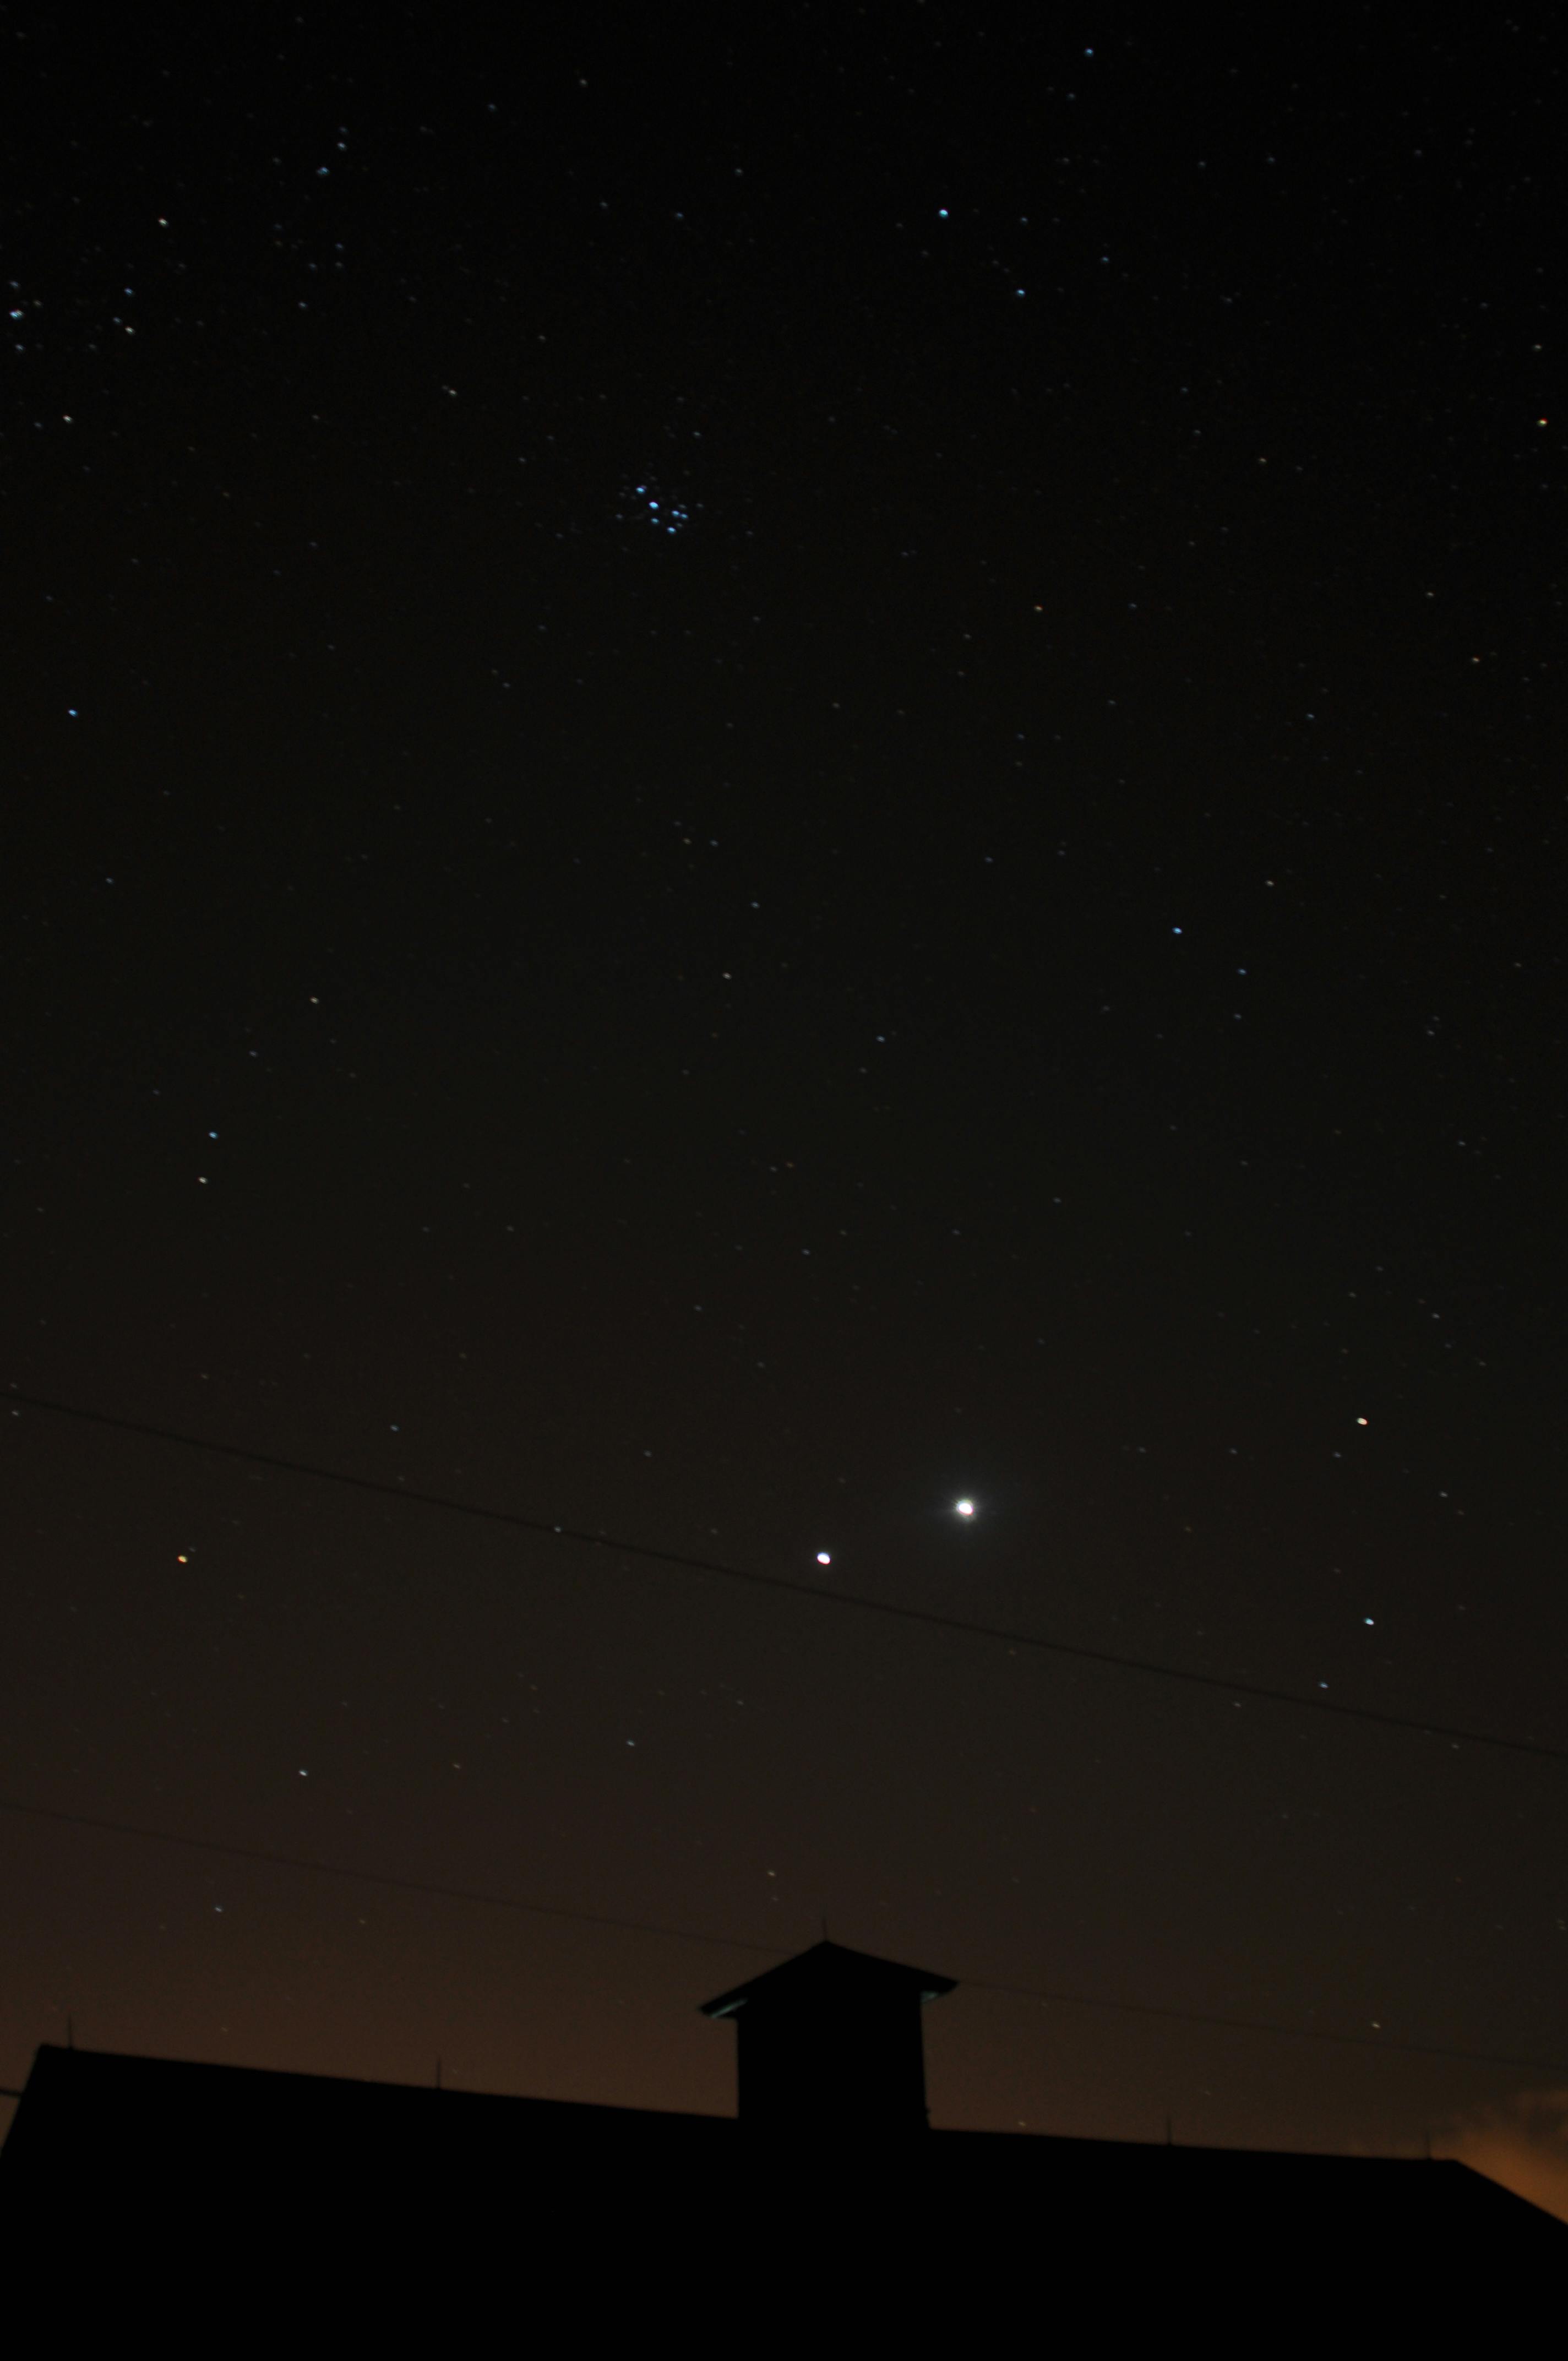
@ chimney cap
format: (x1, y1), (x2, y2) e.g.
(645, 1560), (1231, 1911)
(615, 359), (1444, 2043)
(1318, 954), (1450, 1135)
(699, 1938), (957, 2021)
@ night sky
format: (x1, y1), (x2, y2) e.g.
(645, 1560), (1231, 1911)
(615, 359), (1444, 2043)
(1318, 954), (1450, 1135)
(3, 7), (1566, 2205)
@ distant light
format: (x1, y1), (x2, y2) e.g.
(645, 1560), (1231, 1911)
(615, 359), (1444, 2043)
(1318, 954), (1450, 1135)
(816, 1551), (832, 1565)
(1355, 1416), (1369, 1426)
(955, 1499), (976, 1519)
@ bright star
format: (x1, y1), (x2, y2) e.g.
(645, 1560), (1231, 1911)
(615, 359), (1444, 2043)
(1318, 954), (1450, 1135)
(816, 1551), (832, 1565)
(954, 1499), (976, 1519)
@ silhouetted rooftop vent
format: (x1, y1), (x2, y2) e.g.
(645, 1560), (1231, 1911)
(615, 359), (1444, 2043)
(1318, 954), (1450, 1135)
(700, 1939), (956, 2135)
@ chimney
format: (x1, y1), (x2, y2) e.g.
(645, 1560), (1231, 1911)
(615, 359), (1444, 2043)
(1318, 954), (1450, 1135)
(700, 1940), (956, 2136)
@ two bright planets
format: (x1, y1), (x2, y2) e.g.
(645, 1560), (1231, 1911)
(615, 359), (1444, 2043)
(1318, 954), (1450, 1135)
(815, 1499), (976, 1565)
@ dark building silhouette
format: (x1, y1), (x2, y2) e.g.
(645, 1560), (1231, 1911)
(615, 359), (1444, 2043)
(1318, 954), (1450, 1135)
(700, 1939), (956, 2134)
(2, 1936), (1562, 2310)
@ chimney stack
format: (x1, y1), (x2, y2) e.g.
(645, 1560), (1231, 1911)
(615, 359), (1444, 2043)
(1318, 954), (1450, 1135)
(701, 1940), (956, 2137)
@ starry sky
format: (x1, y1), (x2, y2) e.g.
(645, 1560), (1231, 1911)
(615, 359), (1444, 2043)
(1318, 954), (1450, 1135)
(3, 7), (1565, 2190)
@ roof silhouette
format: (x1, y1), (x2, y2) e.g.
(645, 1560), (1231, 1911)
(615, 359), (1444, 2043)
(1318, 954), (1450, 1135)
(699, 1936), (958, 2018)
(2, 1936), (1563, 2304)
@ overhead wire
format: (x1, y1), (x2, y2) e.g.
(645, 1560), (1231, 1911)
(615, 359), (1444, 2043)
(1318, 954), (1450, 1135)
(3, 1791), (1564, 2077)
(8, 1384), (1568, 1766)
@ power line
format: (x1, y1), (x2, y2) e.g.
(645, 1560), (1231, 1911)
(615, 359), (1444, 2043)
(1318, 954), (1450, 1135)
(3, 1791), (1563, 2079)
(8, 1384), (1568, 1768)
(961, 1974), (1568, 2077)
(0, 1792), (776, 1957)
